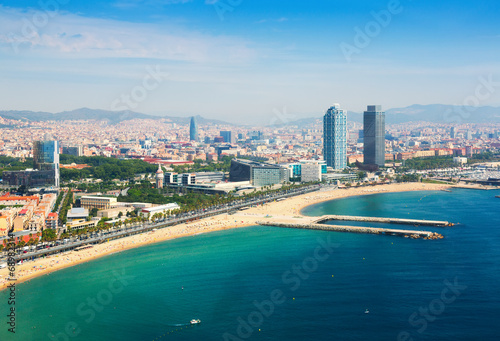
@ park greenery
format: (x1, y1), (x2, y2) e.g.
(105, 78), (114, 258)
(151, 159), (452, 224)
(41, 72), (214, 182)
(59, 191), (74, 225)
(0, 156), (33, 177)
(52, 191), (65, 213)
(398, 152), (499, 171)
(171, 156), (234, 173)
(59, 155), (158, 182)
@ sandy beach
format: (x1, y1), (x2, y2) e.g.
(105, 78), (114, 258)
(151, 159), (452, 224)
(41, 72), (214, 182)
(0, 182), (451, 291)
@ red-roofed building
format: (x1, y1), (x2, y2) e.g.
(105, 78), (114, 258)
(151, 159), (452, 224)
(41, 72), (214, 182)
(46, 213), (58, 230)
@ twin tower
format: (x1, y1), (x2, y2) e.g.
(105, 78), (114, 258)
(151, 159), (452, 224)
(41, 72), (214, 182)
(323, 104), (385, 170)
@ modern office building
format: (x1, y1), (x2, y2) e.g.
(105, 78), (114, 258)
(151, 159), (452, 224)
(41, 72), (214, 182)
(33, 140), (60, 187)
(3, 140), (60, 188)
(282, 160), (327, 183)
(229, 159), (288, 187)
(363, 105), (386, 167)
(2, 169), (57, 188)
(62, 146), (83, 157)
(450, 127), (456, 139)
(220, 131), (235, 144)
(323, 104), (347, 170)
(190, 116), (198, 142)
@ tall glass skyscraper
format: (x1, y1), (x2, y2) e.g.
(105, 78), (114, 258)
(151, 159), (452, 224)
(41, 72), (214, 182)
(33, 140), (60, 187)
(363, 105), (385, 167)
(323, 104), (347, 170)
(190, 116), (198, 141)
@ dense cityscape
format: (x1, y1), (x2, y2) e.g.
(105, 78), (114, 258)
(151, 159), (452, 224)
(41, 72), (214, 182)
(1, 104), (499, 245)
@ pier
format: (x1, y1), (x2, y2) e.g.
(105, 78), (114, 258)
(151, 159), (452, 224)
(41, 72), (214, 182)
(257, 221), (443, 240)
(311, 215), (452, 227)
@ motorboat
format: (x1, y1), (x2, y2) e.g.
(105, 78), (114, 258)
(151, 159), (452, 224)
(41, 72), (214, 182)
(190, 319), (201, 325)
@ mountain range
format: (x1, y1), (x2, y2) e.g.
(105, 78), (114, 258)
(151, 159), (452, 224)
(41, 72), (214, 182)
(1, 104), (499, 126)
(0, 108), (232, 126)
(279, 104), (500, 126)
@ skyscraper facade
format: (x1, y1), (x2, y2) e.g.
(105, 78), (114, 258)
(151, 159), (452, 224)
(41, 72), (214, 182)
(33, 140), (60, 187)
(323, 104), (347, 170)
(220, 131), (235, 144)
(363, 105), (386, 167)
(190, 116), (198, 141)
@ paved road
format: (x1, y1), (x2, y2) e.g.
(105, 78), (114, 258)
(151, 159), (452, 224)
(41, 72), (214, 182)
(3, 185), (322, 263)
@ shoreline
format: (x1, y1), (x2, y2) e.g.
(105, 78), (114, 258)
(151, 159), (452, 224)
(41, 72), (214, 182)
(0, 182), (453, 291)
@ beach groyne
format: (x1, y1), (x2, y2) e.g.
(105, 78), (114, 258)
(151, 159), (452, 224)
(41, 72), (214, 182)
(312, 215), (452, 227)
(258, 221), (443, 240)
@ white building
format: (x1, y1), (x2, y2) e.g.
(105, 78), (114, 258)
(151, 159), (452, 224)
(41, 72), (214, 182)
(453, 157), (468, 165)
(301, 161), (322, 182)
(140, 203), (180, 218)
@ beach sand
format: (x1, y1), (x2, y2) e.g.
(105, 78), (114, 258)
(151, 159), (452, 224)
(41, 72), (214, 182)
(0, 182), (451, 291)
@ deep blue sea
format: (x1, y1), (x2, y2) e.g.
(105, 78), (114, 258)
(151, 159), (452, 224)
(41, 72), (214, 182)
(1, 188), (500, 341)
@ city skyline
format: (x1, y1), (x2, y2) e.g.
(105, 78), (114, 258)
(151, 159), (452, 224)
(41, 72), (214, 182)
(1, 1), (499, 124)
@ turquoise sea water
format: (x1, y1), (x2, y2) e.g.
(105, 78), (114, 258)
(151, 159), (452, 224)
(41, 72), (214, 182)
(1, 188), (500, 340)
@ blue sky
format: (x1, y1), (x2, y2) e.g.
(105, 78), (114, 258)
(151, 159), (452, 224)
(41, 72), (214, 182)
(0, 0), (499, 124)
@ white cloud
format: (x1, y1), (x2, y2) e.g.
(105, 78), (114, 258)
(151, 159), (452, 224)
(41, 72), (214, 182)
(0, 5), (256, 63)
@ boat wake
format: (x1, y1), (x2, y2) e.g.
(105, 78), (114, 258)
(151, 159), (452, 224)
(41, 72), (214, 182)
(166, 323), (191, 327)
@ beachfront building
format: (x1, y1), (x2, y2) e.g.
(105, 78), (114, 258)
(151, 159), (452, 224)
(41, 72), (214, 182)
(363, 105), (386, 167)
(81, 196), (117, 210)
(282, 160), (327, 183)
(140, 203), (180, 219)
(323, 104), (347, 170)
(229, 159), (289, 187)
(300, 161), (324, 183)
(66, 219), (98, 231)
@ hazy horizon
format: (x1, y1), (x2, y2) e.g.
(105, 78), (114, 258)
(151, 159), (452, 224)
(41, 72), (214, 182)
(1, 0), (500, 125)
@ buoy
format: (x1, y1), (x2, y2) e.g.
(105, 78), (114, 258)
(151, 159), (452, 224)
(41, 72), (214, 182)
(293, 297), (295, 300)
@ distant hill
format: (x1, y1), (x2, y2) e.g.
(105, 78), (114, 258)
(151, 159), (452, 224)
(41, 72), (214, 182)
(0, 108), (234, 126)
(272, 104), (500, 126)
(385, 104), (500, 124)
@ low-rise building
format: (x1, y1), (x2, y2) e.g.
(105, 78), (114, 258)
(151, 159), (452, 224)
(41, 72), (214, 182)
(45, 212), (58, 230)
(81, 196), (117, 210)
(66, 219), (98, 230)
(67, 207), (89, 220)
(140, 203), (180, 218)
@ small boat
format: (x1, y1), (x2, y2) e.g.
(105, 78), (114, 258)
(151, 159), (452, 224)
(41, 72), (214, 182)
(365, 309), (370, 314)
(190, 319), (201, 325)
(496, 195), (500, 198)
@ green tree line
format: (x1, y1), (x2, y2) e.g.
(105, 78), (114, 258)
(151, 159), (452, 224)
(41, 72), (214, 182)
(60, 155), (157, 181)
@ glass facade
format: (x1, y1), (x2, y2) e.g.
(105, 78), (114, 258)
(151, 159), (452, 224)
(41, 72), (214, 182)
(363, 105), (385, 167)
(32, 140), (59, 187)
(190, 116), (198, 141)
(323, 104), (347, 170)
